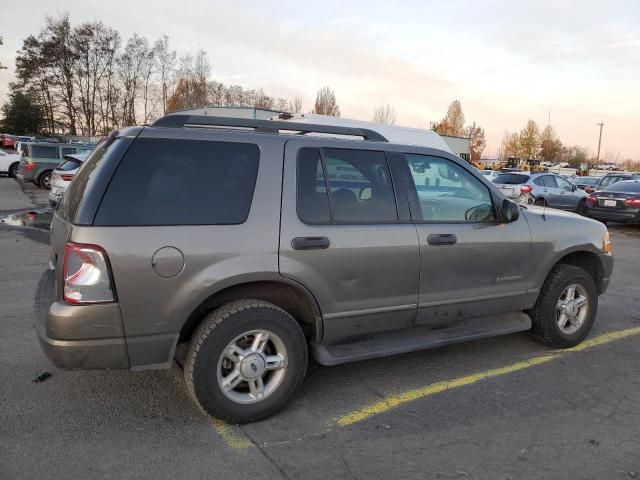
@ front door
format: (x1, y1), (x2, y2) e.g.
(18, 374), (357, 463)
(396, 150), (533, 327)
(279, 140), (420, 342)
(553, 175), (580, 210)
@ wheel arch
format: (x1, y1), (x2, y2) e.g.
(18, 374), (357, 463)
(179, 279), (323, 344)
(553, 250), (604, 293)
(8, 161), (19, 177)
(36, 168), (53, 187)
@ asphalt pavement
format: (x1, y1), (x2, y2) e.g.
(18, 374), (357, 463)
(1, 176), (639, 480)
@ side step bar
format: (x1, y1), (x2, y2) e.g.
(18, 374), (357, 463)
(311, 312), (532, 366)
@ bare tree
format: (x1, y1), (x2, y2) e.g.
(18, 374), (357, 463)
(372, 104), (396, 125)
(313, 86), (340, 116)
(153, 35), (177, 115)
(117, 34), (150, 125)
(290, 95), (303, 114)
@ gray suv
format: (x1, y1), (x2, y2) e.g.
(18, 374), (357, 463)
(36, 115), (613, 423)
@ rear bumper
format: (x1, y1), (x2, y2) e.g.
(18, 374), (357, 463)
(34, 270), (129, 370)
(585, 206), (640, 223)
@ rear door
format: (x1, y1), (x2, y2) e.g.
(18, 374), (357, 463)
(395, 148), (533, 326)
(554, 176), (580, 210)
(279, 139), (420, 342)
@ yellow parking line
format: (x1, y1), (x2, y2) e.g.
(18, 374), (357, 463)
(337, 326), (640, 427)
(211, 419), (253, 450)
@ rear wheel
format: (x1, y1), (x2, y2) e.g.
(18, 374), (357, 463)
(8, 162), (19, 178)
(38, 171), (52, 190)
(184, 299), (308, 423)
(528, 265), (597, 348)
(576, 198), (586, 215)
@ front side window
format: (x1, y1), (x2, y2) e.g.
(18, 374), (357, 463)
(555, 176), (573, 190)
(403, 154), (495, 222)
(296, 147), (398, 224)
(94, 138), (259, 226)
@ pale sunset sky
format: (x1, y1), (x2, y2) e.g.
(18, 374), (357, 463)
(0, 0), (638, 159)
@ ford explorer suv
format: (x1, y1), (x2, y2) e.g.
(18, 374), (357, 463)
(18, 142), (94, 189)
(36, 115), (613, 423)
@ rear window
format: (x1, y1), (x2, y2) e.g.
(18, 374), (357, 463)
(603, 181), (640, 193)
(492, 173), (529, 184)
(94, 138), (260, 226)
(57, 158), (83, 171)
(27, 145), (59, 159)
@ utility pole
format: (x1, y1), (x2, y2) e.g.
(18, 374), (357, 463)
(596, 122), (604, 168)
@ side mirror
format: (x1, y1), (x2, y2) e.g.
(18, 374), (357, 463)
(501, 199), (520, 223)
(571, 184), (577, 191)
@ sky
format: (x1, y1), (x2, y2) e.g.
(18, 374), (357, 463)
(1, 0), (639, 159)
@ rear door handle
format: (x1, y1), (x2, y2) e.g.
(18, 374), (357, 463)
(291, 236), (331, 250)
(427, 234), (457, 246)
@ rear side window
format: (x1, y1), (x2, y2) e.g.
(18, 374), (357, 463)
(27, 145), (59, 158)
(57, 158), (83, 171)
(94, 138), (259, 226)
(297, 147), (398, 224)
(493, 173), (529, 184)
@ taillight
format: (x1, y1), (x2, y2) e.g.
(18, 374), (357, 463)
(520, 185), (532, 194)
(61, 174), (74, 181)
(624, 197), (640, 207)
(24, 162), (35, 171)
(63, 242), (115, 304)
(585, 187), (594, 194)
(586, 195), (597, 205)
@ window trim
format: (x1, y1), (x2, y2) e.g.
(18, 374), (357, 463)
(295, 146), (406, 226)
(399, 152), (500, 225)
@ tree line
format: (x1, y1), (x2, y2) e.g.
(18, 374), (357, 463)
(3, 14), (349, 136)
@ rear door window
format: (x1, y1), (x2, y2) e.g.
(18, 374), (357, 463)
(94, 138), (260, 226)
(296, 147), (398, 224)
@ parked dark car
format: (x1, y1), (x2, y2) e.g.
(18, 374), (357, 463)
(585, 180), (640, 224)
(594, 173), (640, 191)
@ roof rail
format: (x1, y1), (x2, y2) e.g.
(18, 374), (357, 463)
(151, 115), (388, 142)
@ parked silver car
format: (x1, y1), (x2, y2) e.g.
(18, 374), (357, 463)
(48, 153), (90, 205)
(36, 115), (613, 423)
(493, 172), (588, 212)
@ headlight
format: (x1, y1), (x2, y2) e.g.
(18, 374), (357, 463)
(603, 230), (612, 254)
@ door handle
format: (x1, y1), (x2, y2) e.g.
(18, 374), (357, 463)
(291, 236), (331, 250)
(427, 234), (457, 246)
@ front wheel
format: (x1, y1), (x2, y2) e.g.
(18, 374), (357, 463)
(528, 265), (597, 348)
(184, 300), (308, 423)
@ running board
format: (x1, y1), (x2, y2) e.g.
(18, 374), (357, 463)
(311, 312), (531, 366)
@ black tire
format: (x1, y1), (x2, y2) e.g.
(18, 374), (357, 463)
(184, 299), (308, 423)
(8, 162), (19, 178)
(528, 264), (598, 348)
(576, 198), (586, 215)
(38, 171), (52, 190)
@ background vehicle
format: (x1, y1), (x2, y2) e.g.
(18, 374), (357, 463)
(572, 176), (600, 193)
(17, 142), (94, 189)
(492, 172), (587, 212)
(585, 180), (640, 224)
(595, 173), (640, 191)
(36, 115), (612, 423)
(479, 169), (499, 181)
(48, 153), (89, 205)
(2, 134), (17, 149)
(15, 137), (37, 157)
(0, 149), (21, 178)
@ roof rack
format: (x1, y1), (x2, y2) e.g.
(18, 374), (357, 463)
(151, 115), (388, 142)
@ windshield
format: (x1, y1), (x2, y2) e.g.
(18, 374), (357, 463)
(493, 173), (529, 185)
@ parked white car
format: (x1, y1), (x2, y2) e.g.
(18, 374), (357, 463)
(48, 153), (89, 205)
(0, 150), (21, 178)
